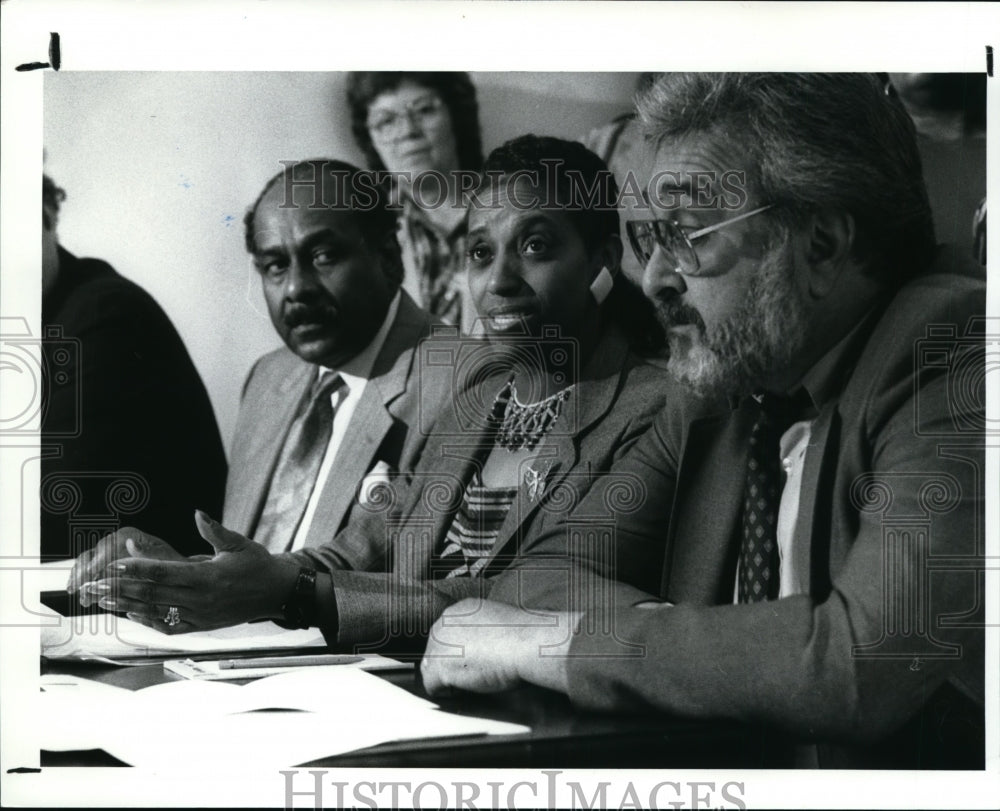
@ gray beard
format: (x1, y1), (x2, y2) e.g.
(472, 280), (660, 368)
(662, 243), (809, 401)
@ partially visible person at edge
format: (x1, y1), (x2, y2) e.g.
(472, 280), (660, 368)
(73, 136), (705, 658)
(347, 71), (483, 334)
(889, 72), (987, 256)
(421, 73), (987, 771)
(41, 174), (227, 559)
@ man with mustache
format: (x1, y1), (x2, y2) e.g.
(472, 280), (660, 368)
(421, 74), (986, 769)
(69, 159), (448, 592)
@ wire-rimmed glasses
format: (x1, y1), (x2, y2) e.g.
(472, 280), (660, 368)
(626, 204), (773, 276)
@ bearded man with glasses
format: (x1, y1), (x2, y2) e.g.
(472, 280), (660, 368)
(422, 73), (987, 770)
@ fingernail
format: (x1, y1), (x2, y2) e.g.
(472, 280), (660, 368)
(126, 612), (140, 621)
(98, 597), (118, 609)
(84, 581), (111, 595)
(107, 563), (127, 572)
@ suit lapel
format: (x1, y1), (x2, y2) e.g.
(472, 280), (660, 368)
(300, 294), (431, 548)
(369, 292), (428, 410)
(663, 399), (842, 605)
(490, 441), (566, 563)
(663, 402), (755, 604)
(799, 403), (839, 599)
(489, 328), (628, 560)
(226, 362), (313, 537)
(399, 397), (497, 580)
(301, 385), (394, 548)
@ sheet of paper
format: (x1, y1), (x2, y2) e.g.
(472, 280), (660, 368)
(37, 675), (134, 751)
(232, 666), (440, 714)
(38, 669), (529, 767)
(102, 711), (395, 770)
(41, 612), (325, 660)
(103, 708), (531, 770)
(163, 653), (413, 680)
(36, 559), (76, 591)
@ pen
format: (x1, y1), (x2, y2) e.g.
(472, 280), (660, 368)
(218, 654), (364, 670)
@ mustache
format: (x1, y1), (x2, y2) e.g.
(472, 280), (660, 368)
(652, 294), (706, 333)
(283, 302), (338, 328)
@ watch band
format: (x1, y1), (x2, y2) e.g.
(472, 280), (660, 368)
(278, 567), (317, 630)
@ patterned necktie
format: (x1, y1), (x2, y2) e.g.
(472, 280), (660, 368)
(255, 372), (347, 553)
(738, 393), (799, 603)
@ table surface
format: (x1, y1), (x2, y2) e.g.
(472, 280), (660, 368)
(40, 654), (779, 769)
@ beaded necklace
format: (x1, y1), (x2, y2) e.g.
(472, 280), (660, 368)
(490, 377), (574, 452)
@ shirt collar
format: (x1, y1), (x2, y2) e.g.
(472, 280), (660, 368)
(732, 302), (886, 418)
(401, 192), (467, 242)
(319, 289), (401, 390)
(795, 302), (885, 413)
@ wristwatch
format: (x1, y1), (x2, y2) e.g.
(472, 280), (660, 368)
(278, 567), (317, 630)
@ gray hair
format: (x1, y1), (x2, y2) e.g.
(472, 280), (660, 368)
(637, 73), (935, 282)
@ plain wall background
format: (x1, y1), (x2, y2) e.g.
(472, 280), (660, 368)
(43, 72), (640, 454)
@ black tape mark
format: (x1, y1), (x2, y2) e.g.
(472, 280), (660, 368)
(7, 767), (42, 774)
(50, 32), (61, 71)
(987, 45), (993, 78)
(15, 32), (60, 72)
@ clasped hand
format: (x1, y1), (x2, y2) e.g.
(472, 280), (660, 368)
(66, 511), (299, 633)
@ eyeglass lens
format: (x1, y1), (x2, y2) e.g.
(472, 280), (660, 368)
(368, 98), (442, 138)
(628, 221), (696, 273)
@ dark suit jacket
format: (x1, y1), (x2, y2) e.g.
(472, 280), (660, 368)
(223, 291), (448, 549)
(495, 247), (986, 768)
(41, 247), (227, 558)
(287, 324), (685, 649)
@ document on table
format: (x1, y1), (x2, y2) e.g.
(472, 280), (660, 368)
(163, 653), (412, 680)
(41, 612), (325, 661)
(39, 668), (529, 767)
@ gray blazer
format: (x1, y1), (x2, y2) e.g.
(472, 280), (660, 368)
(222, 291), (448, 550)
(288, 324), (683, 648)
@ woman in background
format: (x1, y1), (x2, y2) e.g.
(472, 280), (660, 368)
(347, 72), (483, 332)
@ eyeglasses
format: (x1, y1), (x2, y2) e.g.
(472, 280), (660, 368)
(626, 204), (773, 277)
(367, 96), (445, 141)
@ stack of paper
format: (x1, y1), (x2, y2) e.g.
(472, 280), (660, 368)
(39, 669), (529, 767)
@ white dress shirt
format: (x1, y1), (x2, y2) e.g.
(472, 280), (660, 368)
(288, 291), (401, 551)
(729, 308), (880, 603)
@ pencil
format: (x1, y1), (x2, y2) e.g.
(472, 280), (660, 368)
(218, 654), (364, 669)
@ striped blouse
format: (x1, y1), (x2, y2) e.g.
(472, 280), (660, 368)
(436, 471), (518, 579)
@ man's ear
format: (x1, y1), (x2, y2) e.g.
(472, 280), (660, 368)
(804, 209), (855, 298)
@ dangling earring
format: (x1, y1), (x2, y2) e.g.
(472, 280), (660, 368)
(590, 266), (615, 305)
